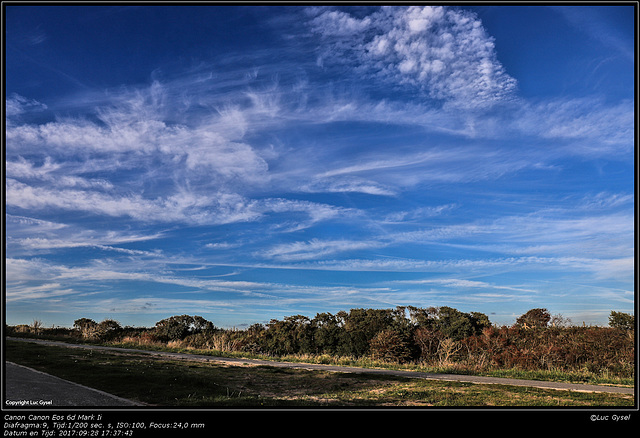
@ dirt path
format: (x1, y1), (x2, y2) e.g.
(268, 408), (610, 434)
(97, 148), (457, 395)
(6, 337), (634, 396)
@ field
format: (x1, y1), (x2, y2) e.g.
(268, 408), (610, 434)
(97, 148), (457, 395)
(4, 339), (634, 407)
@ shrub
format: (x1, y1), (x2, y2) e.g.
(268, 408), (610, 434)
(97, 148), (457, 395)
(74, 318), (98, 339)
(437, 338), (461, 366)
(457, 325), (634, 376)
(413, 326), (444, 363)
(369, 329), (413, 364)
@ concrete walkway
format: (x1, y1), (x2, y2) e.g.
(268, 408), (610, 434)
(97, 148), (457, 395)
(4, 361), (144, 407)
(5, 337), (635, 398)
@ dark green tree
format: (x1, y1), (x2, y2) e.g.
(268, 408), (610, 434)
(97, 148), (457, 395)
(154, 315), (216, 342)
(312, 312), (344, 355)
(608, 311), (635, 330)
(95, 319), (122, 341)
(515, 308), (551, 328)
(261, 315), (314, 355)
(406, 306), (439, 328)
(340, 308), (394, 357)
(433, 307), (490, 341)
(437, 307), (476, 341)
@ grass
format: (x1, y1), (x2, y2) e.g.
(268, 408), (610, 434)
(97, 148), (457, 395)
(5, 339), (634, 407)
(8, 332), (634, 387)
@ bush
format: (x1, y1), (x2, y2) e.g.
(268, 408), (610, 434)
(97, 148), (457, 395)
(413, 326), (444, 363)
(369, 329), (413, 364)
(458, 326), (634, 375)
(74, 318), (98, 339)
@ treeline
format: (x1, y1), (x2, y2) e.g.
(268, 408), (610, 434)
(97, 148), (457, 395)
(7, 307), (634, 377)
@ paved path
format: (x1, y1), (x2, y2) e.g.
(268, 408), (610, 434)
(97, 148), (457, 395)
(4, 361), (144, 407)
(6, 337), (635, 398)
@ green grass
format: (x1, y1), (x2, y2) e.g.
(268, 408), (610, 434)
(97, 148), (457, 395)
(5, 340), (634, 407)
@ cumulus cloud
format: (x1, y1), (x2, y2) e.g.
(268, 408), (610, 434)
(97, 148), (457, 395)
(310, 6), (518, 109)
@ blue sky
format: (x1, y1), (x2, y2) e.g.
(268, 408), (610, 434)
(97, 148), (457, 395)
(4, 4), (635, 329)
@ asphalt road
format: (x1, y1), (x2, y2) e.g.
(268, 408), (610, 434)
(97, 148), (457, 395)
(4, 361), (143, 407)
(5, 337), (635, 405)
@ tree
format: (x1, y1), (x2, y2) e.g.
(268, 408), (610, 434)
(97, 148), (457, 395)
(549, 313), (572, 327)
(74, 318), (98, 339)
(470, 312), (492, 332)
(312, 312), (343, 355)
(341, 308), (394, 357)
(609, 311), (634, 330)
(154, 315), (216, 342)
(515, 308), (551, 328)
(262, 316), (311, 355)
(406, 306), (439, 328)
(31, 319), (43, 335)
(283, 314), (315, 354)
(436, 307), (490, 340)
(95, 319), (122, 341)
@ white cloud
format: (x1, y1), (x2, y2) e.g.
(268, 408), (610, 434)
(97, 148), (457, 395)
(6, 115), (269, 185)
(5, 94), (47, 117)
(383, 204), (457, 223)
(512, 97), (634, 155)
(5, 282), (78, 303)
(310, 6), (518, 109)
(5, 178), (258, 225)
(399, 278), (538, 293)
(309, 9), (372, 37)
(300, 177), (397, 196)
(6, 157), (114, 190)
(259, 238), (385, 262)
(5, 80), (272, 197)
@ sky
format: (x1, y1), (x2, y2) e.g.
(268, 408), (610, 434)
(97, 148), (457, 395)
(4, 4), (636, 329)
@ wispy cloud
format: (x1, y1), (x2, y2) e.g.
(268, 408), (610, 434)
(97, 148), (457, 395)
(5, 94), (48, 117)
(398, 278), (538, 294)
(258, 238), (386, 262)
(553, 6), (634, 62)
(5, 6), (633, 327)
